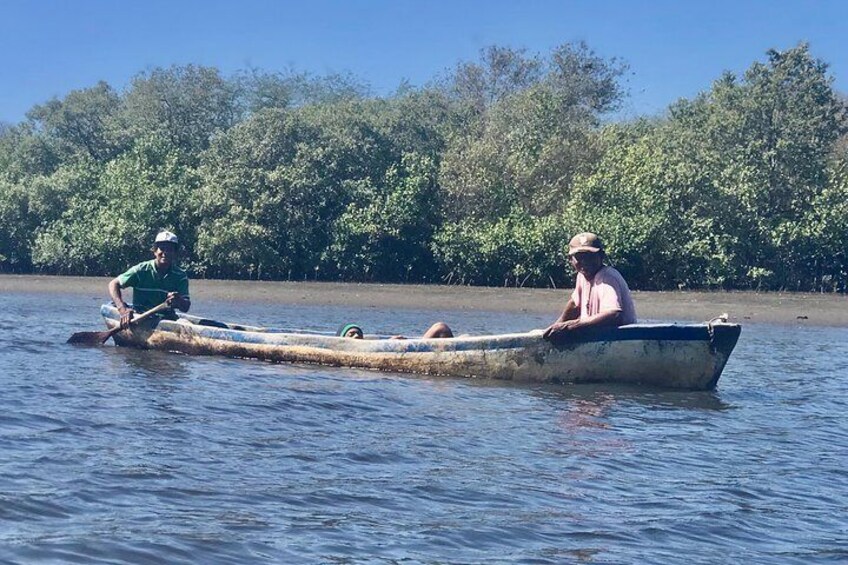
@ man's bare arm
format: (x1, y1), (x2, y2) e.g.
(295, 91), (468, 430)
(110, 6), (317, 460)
(108, 278), (134, 329)
(555, 297), (579, 323)
(565, 309), (622, 331)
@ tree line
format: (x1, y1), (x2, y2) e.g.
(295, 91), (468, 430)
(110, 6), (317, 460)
(1, 42), (846, 291)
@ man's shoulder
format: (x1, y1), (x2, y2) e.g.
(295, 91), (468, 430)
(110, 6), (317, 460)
(121, 260), (154, 276)
(597, 266), (628, 285)
(600, 265), (622, 275)
(169, 265), (189, 279)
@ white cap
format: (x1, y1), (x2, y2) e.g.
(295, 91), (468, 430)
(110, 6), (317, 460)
(154, 230), (179, 245)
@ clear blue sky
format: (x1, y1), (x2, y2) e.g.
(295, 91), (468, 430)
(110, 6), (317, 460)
(1, 0), (846, 124)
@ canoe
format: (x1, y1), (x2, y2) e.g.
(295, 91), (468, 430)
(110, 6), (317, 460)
(99, 304), (741, 390)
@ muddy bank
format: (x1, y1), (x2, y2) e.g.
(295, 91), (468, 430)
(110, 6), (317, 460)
(2, 274), (846, 327)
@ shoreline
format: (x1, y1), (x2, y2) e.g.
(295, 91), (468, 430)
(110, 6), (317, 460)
(2, 274), (846, 327)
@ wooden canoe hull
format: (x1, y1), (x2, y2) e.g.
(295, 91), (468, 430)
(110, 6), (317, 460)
(101, 305), (741, 390)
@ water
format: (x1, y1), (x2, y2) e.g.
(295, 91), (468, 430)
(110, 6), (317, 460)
(1, 290), (847, 564)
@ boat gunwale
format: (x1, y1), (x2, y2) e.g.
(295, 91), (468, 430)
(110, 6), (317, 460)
(99, 304), (741, 352)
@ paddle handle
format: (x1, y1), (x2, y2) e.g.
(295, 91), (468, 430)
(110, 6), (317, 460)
(107, 301), (172, 336)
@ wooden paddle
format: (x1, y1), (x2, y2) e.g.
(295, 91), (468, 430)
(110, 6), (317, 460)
(67, 302), (171, 345)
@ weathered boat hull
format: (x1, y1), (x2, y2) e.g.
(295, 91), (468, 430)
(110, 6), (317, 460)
(100, 305), (741, 390)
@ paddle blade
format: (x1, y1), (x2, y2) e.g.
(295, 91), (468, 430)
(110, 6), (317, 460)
(67, 302), (167, 345)
(66, 330), (113, 345)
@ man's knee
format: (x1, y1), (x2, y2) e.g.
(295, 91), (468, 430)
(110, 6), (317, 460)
(425, 322), (453, 339)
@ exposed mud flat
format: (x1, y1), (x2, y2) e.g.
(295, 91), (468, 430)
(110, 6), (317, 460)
(2, 274), (845, 326)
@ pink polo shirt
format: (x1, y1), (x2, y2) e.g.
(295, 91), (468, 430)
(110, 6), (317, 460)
(570, 266), (637, 325)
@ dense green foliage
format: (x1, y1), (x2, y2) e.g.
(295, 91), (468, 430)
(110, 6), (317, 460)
(1, 43), (846, 291)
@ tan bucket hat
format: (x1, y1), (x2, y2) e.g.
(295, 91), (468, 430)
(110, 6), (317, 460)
(568, 232), (604, 255)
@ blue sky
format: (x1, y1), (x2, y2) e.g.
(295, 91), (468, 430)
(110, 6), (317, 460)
(1, 0), (846, 124)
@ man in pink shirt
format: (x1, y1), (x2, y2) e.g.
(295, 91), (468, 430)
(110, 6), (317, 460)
(543, 232), (636, 341)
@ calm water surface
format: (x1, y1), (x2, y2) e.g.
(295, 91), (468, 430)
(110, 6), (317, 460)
(1, 291), (847, 564)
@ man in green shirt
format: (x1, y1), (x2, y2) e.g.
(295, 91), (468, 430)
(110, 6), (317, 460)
(108, 230), (191, 329)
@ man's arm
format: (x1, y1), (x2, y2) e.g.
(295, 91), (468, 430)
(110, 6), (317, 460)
(562, 309), (622, 331)
(166, 292), (190, 312)
(108, 277), (134, 329)
(168, 277), (190, 312)
(555, 297), (579, 323)
(543, 307), (622, 340)
(543, 297), (579, 339)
